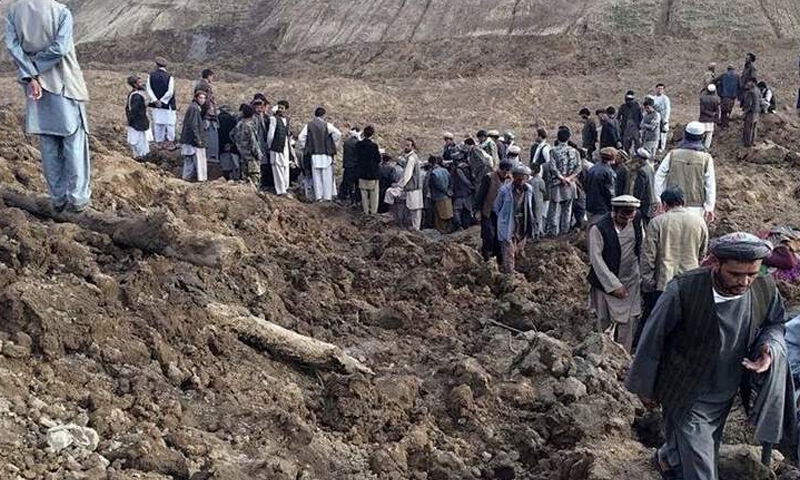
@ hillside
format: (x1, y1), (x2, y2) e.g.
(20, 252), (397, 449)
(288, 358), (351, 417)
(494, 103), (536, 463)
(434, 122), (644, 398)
(62, 0), (800, 48)
(3, 0), (800, 76)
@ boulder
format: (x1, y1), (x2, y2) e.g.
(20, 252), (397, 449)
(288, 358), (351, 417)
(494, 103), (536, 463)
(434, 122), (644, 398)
(450, 357), (492, 397)
(555, 377), (587, 403)
(513, 333), (573, 377)
(718, 444), (777, 480)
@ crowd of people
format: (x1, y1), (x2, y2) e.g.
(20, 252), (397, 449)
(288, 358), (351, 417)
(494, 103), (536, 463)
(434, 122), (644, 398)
(7, 1), (800, 479)
(119, 53), (799, 480)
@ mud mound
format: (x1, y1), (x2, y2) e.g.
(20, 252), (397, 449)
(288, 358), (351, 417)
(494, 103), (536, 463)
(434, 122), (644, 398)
(0, 104), (662, 480)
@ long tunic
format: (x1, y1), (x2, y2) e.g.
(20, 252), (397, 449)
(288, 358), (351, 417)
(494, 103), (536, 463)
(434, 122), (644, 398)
(629, 282), (786, 480)
(146, 69), (176, 126)
(6, 0), (89, 136)
(588, 222), (642, 328)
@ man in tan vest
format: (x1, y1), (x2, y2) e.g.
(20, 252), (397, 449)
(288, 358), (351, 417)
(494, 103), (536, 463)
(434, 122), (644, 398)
(654, 122), (716, 223)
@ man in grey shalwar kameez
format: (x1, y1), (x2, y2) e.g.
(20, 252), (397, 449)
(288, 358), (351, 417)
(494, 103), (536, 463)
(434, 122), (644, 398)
(627, 232), (789, 480)
(6, 0), (91, 212)
(587, 195), (643, 352)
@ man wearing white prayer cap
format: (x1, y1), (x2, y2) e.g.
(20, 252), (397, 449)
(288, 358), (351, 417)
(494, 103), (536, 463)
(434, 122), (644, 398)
(587, 194), (644, 352)
(654, 121), (716, 223)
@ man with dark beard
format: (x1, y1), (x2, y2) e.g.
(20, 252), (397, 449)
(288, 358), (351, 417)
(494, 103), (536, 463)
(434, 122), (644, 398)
(629, 232), (789, 480)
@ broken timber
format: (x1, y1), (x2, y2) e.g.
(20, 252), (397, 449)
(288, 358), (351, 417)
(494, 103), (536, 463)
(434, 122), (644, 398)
(206, 303), (374, 376)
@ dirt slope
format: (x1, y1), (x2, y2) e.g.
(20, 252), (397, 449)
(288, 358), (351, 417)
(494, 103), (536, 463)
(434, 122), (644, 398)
(2, 68), (800, 478)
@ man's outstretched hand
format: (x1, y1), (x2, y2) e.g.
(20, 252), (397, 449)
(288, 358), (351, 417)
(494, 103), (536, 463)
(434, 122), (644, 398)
(742, 344), (772, 373)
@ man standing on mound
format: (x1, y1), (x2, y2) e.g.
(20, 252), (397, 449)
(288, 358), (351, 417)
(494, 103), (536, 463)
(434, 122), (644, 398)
(6, 0), (91, 212)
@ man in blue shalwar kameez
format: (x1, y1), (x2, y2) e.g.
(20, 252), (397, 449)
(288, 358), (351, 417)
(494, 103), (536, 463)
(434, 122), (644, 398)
(5, 0), (91, 212)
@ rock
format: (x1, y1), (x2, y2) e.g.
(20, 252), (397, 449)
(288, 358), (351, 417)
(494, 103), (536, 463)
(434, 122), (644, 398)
(2, 341), (31, 359)
(450, 357), (492, 396)
(90, 408), (131, 437)
(513, 333), (573, 377)
(369, 443), (408, 476)
(448, 384), (475, 418)
(497, 291), (541, 332)
(28, 396), (47, 411)
(107, 436), (189, 479)
(718, 444), (776, 480)
(573, 333), (629, 371)
(46, 424), (100, 453)
(46, 428), (74, 452)
(374, 375), (419, 411)
(166, 362), (185, 385)
(555, 377), (587, 403)
(370, 305), (410, 330)
(13, 331), (32, 348)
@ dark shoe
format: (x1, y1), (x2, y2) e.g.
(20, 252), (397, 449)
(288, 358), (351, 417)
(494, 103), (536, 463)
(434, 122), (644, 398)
(53, 202), (67, 213)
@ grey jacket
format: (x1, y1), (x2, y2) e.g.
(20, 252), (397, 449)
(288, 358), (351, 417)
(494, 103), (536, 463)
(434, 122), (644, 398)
(5, 0), (88, 101)
(640, 111), (661, 143)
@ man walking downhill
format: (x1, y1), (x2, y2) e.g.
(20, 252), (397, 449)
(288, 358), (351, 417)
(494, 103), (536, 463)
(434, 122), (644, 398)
(217, 105), (239, 181)
(585, 147), (617, 228)
(598, 108), (621, 150)
(628, 233), (791, 480)
(251, 95), (273, 191)
(587, 195), (644, 353)
(297, 106), (342, 201)
(146, 56), (177, 149)
(580, 108), (598, 161)
(654, 122), (716, 222)
(450, 157), (474, 231)
(652, 83), (672, 153)
(699, 85), (720, 149)
(355, 125), (381, 215)
(494, 165), (536, 274)
(546, 128), (581, 237)
(528, 163), (547, 240)
(742, 78), (761, 148)
(631, 148), (658, 226)
(125, 75), (151, 159)
(717, 65), (740, 129)
(6, 0), (91, 212)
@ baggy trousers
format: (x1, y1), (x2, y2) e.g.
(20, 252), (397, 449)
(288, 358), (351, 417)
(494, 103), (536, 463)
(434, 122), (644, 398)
(40, 127), (91, 208)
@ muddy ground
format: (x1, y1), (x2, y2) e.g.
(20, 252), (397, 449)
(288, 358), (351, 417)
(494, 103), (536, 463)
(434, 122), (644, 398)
(2, 46), (800, 479)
